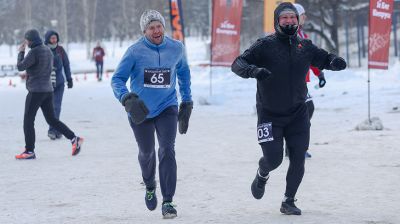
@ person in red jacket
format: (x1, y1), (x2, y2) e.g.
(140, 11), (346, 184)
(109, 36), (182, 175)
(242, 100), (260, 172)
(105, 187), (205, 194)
(289, 3), (326, 158)
(92, 42), (105, 81)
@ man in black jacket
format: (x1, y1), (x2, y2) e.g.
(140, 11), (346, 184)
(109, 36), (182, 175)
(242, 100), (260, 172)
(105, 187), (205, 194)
(231, 2), (346, 215)
(15, 29), (83, 159)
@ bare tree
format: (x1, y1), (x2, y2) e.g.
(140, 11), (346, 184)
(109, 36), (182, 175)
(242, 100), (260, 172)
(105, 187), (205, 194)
(91, 0), (98, 47)
(297, 0), (367, 54)
(25, 0), (32, 29)
(61, 0), (68, 51)
(0, 0), (371, 56)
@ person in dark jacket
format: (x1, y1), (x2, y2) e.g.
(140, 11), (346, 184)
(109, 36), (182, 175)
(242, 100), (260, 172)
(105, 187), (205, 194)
(231, 2), (346, 215)
(92, 41), (105, 81)
(15, 29), (83, 160)
(44, 30), (73, 140)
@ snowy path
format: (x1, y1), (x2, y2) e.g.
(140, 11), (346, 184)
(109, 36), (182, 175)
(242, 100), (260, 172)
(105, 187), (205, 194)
(0, 66), (399, 224)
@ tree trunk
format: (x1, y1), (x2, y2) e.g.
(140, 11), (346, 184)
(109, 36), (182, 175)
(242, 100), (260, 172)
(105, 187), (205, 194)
(91, 0), (98, 43)
(83, 0), (91, 59)
(121, 0), (127, 46)
(61, 0), (69, 51)
(330, 1), (340, 54)
(25, 0), (32, 29)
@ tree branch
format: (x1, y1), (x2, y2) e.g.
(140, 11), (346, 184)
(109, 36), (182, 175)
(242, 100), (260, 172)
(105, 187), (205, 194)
(304, 22), (337, 52)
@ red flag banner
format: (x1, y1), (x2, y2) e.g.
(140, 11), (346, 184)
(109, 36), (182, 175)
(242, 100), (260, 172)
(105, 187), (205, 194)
(368, 0), (394, 69)
(211, 0), (243, 66)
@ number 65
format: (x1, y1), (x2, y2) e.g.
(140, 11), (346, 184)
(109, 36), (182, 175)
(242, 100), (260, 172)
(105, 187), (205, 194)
(151, 73), (164, 84)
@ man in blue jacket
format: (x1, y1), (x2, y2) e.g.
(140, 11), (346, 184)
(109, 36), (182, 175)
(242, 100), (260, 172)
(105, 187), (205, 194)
(111, 10), (192, 219)
(44, 30), (73, 140)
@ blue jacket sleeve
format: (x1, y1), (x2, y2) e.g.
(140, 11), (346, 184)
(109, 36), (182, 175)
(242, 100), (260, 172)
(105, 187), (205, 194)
(111, 47), (135, 103)
(60, 47), (72, 81)
(176, 44), (192, 102)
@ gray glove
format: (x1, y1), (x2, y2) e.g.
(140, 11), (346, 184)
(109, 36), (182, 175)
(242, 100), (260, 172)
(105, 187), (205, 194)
(178, 101), (193, 134)
(122, 93), (149, 125)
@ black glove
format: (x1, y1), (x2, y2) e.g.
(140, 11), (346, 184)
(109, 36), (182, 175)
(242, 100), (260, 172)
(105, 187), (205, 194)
(318, 72), (326, 88)
(178, 101), (193, 134)
(122, 93), (149, 125)
(67, 79), (73, 88)
(329, 56), (347, 71)
(250, 67), (272, 80)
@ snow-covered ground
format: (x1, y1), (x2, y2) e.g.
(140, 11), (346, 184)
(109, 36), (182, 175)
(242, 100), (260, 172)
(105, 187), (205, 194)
(0, 38), (400, 223)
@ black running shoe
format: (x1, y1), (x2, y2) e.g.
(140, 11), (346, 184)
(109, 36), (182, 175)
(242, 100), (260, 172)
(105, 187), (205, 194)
(280, 197), (302, 215)
(145, 187), (157, 211)
(251, 169), (269, 199)
(162, 201), (177, 219)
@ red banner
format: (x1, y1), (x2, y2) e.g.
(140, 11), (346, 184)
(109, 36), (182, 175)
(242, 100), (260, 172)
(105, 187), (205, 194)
(368, 0), (394, 70)
(211, 0), (243, 66)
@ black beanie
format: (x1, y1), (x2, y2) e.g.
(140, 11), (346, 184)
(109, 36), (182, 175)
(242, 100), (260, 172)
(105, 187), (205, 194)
(24, 29), (41, 42)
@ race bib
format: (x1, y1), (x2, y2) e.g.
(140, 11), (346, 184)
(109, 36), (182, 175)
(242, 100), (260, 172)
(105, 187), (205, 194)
(257, 122), (274, 143)
(144, 68), (171, 88)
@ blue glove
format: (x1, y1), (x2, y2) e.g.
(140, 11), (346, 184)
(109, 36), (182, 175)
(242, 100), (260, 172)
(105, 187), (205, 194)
(318, 72), (326, 88)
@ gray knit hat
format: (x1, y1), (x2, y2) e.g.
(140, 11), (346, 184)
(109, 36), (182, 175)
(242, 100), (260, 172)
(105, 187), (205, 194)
(278, 8), (297, 17)
(140, 10), (166, 32)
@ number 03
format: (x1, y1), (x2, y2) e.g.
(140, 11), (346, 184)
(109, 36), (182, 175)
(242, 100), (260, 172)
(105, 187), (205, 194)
(258, 127), (269, 138)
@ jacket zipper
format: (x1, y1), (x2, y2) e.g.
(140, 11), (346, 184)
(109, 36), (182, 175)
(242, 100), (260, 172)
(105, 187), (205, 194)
(289, 37), (293, 107)
(157, 48), (160, 66)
